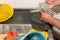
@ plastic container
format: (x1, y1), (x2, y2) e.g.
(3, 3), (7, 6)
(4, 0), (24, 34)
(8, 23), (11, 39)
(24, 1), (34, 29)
(16, 32), (46, 40)
(0, 3), (14, 22)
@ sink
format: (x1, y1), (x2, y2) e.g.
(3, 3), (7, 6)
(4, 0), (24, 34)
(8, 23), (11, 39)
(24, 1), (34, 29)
(0, 9), (31, 24)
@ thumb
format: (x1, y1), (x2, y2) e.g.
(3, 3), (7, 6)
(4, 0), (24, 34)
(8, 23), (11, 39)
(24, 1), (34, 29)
(40, 18), (43, 20)
(46, 0), (54, 8)
(41, 11), (46, 15)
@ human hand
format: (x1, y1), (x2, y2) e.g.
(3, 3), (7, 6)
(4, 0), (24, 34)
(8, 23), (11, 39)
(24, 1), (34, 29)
(46, 0), (60, 8)
(40, 12), (53, 23)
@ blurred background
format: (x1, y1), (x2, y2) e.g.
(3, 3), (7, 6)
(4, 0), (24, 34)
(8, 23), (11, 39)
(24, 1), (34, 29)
(0, 0), (60, 40)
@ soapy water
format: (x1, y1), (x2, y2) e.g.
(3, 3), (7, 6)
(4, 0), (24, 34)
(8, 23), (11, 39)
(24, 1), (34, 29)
(24, 34), (41, 40)
(30, 35), (42, 40)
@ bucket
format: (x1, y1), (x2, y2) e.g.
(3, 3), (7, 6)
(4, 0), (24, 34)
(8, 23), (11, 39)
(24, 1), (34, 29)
(16, 32), (46, 40)
(0, 3), (14, 22)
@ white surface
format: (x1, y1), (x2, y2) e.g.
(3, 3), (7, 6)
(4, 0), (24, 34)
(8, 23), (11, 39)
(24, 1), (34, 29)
(0, 0), (45, 9)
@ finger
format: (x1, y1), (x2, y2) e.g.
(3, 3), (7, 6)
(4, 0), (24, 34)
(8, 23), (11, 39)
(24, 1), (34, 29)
(41, 11), (47, 14)
(40, 18), (43, 20)
(46, 0), (54, 5)
(41, 12), (44, 15)
(48, 4), (54, 8)
(46, 0), (54, 8)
